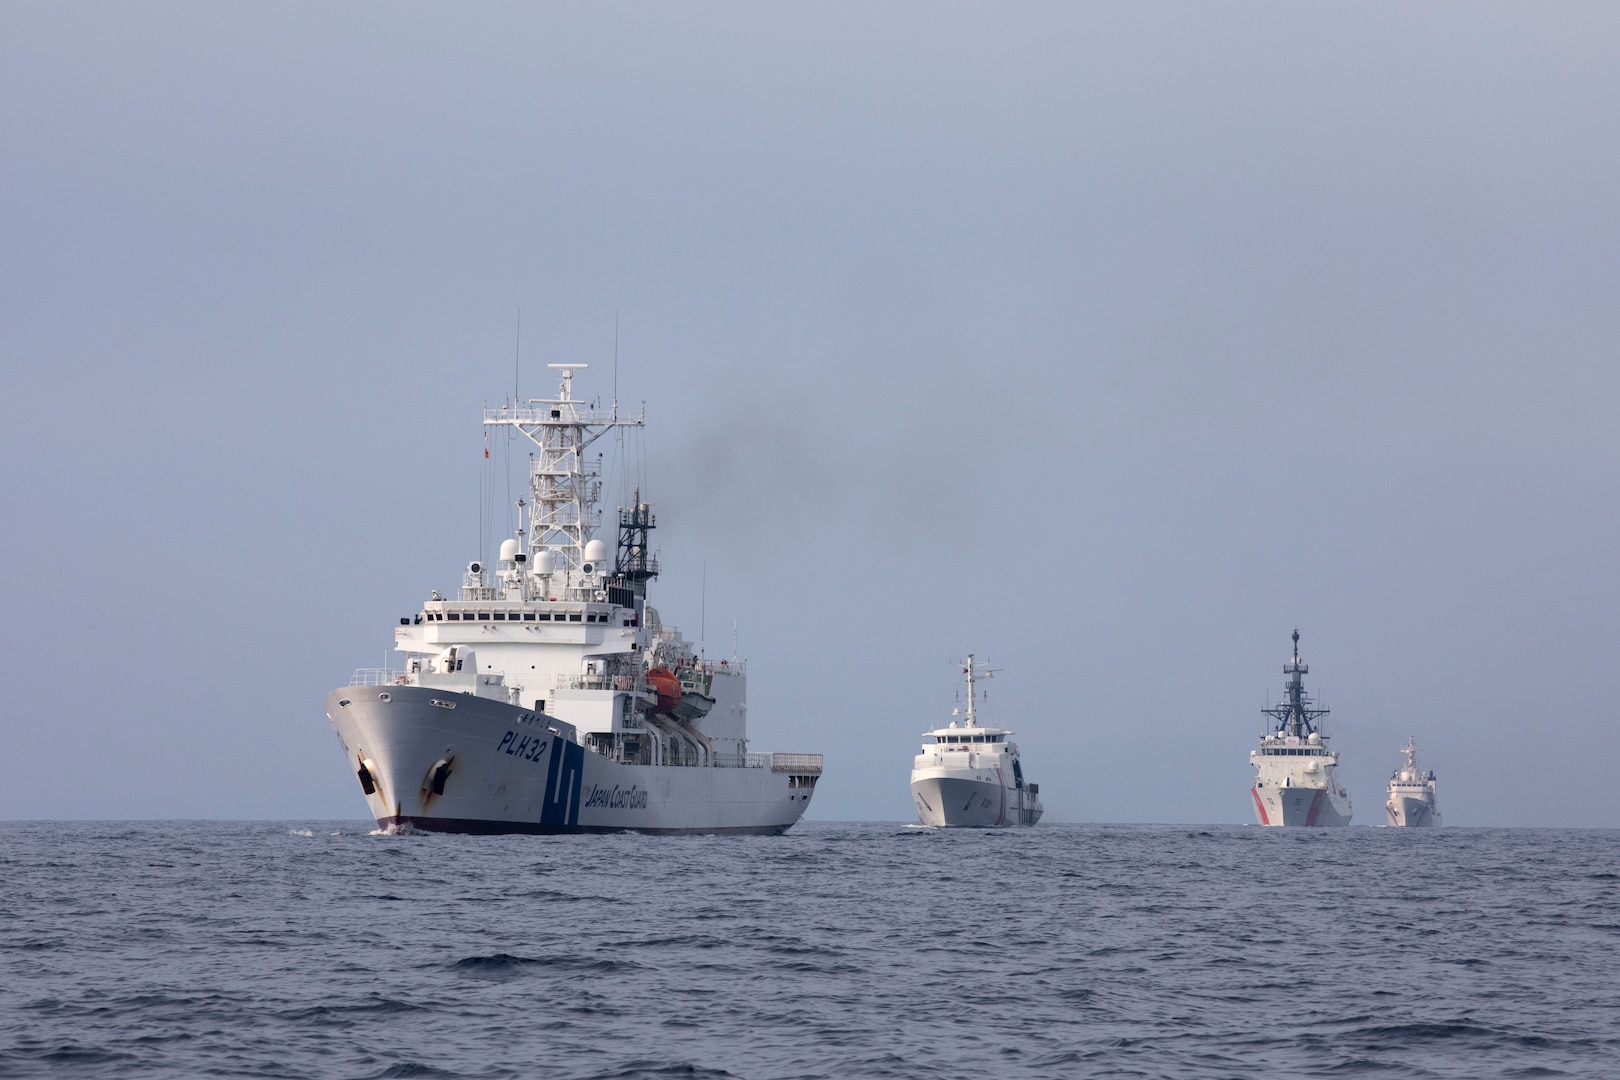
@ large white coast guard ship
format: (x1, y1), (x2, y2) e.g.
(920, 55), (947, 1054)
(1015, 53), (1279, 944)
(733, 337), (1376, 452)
(1385, 737), (1441, 827)
(910, 656), (1043, 827)
(324, 364), (822, 834)
(1249, 630), (1352, 827)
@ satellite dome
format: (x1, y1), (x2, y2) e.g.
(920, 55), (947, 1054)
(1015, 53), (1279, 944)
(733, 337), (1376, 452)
(583, 538), (609, 568)
(499, 538), (520, 563)
(534, 550), (555, 576)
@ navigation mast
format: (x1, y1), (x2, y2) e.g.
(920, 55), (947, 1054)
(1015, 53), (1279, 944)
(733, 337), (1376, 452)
(1261, 629), (1328, 738)
(482, 364), (644, 574)
(962, 654), (999, 729)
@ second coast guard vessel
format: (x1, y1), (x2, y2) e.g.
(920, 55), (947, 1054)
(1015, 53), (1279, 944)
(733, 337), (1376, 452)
(1385, 737), (1441, 827)
(1249, 630), (1352, 827)
(910, 656), (1043, 827)
(323, 364), (822, 834)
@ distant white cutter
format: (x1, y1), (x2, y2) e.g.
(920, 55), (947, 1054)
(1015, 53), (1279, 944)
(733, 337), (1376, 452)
(910, 656), (1043, 828)
(1249, 630), (1353, 827)
(1385, 737), (1441, 827)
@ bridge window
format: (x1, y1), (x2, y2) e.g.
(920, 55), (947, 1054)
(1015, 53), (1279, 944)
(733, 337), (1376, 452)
(568, 613), (582, 622)
(448, 613), (461, 621)
(523, 613), (536, 622)
(537, 613), (551, 621)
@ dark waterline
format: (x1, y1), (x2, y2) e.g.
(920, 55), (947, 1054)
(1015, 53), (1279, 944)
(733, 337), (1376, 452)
(2, 821), (1616, 1079)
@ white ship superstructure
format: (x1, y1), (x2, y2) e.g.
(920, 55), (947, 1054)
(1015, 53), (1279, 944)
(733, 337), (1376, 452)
(1249, 630), (1352, 827)
(910, 656), (1042, 828)
(324, 364), (822, 834)
(1385, 737), (1441, 827)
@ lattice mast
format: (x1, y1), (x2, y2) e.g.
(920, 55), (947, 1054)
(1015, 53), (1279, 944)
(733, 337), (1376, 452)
(1262, 629), (1329, 738)
(482, 364), (644, 574)
(613, 491), (659, 597)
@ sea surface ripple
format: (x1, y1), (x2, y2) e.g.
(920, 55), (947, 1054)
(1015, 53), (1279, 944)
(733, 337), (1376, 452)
(2, 821), (1617, 1079)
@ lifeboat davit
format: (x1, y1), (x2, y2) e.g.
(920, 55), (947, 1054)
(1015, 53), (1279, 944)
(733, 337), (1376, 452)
(645, 667), (682, 715)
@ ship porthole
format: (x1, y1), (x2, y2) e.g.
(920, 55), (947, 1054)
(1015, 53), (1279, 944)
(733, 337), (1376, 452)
(378, 692), (392, 703)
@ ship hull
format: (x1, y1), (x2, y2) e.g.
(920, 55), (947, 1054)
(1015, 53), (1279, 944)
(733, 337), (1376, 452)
(1386, 794), (1441, 827)
(911, 770), (1042, 828)
(1251, 784), (1352, 827)
(326, 686), (814, 834)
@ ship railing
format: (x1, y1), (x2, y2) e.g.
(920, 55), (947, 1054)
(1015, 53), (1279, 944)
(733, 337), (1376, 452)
(672, 658), (748, 678)
(768, 753), (824, 774)
(349, 668), (407, 686)
(484, 403), (645, 426)
(557, 674), (644, 692)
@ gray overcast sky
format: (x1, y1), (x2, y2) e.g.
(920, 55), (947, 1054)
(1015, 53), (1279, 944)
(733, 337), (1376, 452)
(3, 3), (1617, 825)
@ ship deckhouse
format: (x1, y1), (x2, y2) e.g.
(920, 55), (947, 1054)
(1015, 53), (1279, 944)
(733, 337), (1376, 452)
(376, 365), (752, 767)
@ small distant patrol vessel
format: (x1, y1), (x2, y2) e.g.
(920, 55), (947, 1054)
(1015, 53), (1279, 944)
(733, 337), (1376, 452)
(1249, 630), (1352, 827)
(324, 364), (822, 834)
(1385, 737), (1441, 827)
(910, 656), (1042, 827)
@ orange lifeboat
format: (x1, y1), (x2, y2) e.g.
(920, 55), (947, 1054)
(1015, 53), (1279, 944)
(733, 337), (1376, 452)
(645, 667), (682, 715)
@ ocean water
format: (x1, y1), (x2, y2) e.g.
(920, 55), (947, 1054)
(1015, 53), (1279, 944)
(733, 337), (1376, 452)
(2, 821), (1617, 1079)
